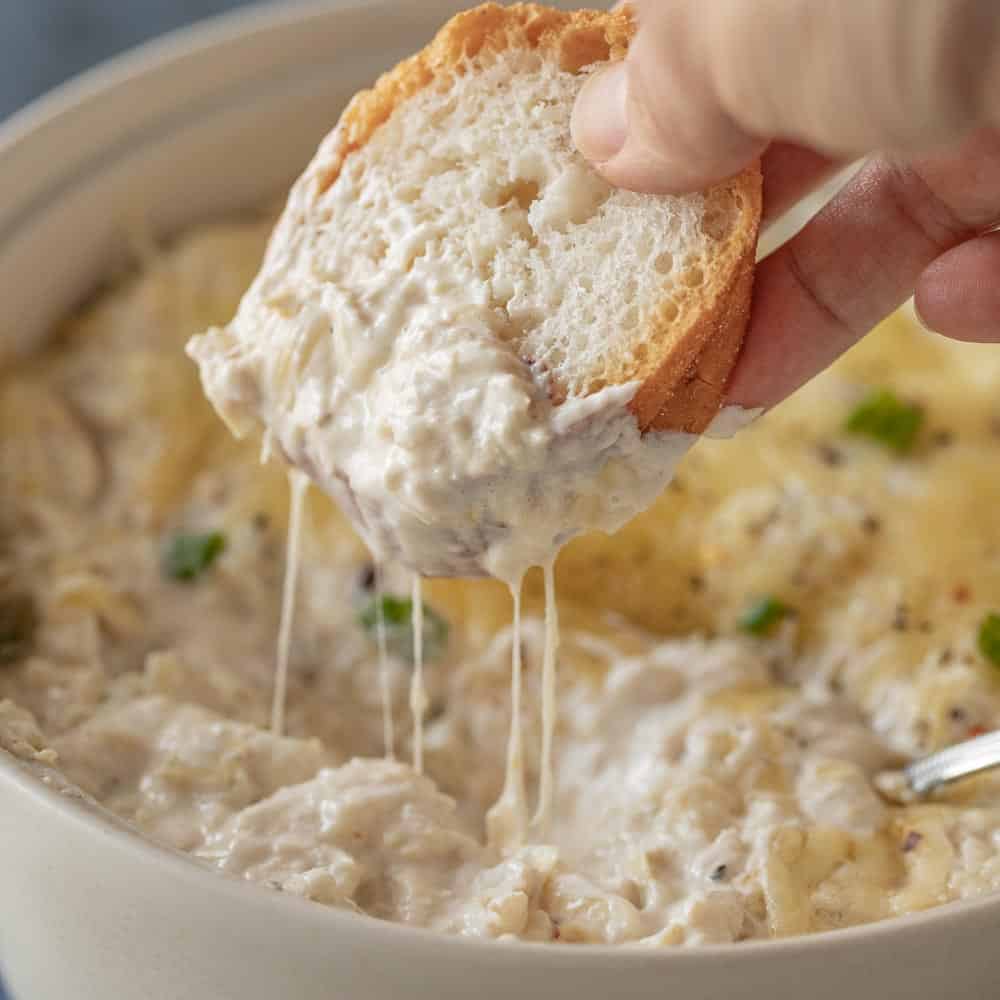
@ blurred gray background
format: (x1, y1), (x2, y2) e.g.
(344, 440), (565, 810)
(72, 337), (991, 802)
(0, 0), (268, 121)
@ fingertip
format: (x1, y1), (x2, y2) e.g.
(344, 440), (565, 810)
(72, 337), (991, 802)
(911, 289), (940, 335)
(572, 61), (718, 195)
(571, 62), (629, 165)
(915, 235), (1000, 344)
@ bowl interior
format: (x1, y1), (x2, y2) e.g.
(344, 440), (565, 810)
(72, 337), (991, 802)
(2, 3), (1000, 999)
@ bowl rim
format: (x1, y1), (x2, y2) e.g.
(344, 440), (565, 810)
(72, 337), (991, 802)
(0, 0), (344, 156)
(6, 746), (1000, 965)
(1, 0), (998, 964)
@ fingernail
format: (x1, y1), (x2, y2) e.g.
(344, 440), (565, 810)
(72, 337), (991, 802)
(572, 61), (629, 164)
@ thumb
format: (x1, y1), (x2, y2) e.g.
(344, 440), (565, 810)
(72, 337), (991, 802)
(571, 8), (766, 194)
(575, 0), (1000, 196)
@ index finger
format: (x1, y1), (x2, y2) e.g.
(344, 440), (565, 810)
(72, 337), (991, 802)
(727, 128), (1000, 409)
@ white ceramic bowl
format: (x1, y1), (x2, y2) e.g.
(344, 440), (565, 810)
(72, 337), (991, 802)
(1, 3), (999, 998)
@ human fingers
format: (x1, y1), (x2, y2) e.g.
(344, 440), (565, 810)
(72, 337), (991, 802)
(726, 128), (1000, 409)
(760, 143), (845, 224)
(915, 232), (1000, 343)
(573, 0), (1000, 194)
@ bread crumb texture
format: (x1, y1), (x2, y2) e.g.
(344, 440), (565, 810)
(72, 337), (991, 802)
(286, 3), (761, 432)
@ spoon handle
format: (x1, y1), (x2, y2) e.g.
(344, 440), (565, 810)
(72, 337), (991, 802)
(905, 730), (1000, 796)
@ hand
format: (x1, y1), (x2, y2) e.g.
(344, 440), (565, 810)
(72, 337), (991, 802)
(572, 0), (1000, 409)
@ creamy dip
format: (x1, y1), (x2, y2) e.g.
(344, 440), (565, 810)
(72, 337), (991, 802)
(4, 225), (1000, 944)
(185, 50), (717, 586)
(185, 46), (764, 840)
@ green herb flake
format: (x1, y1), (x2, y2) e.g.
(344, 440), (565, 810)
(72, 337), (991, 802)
(358, 594), (450, 664)
(845, 389), (925, 454)
(0, 592), (38, 664)
(740, 597), (791, 637)
(978, 613), (1000, 668)
(163, 532), (227, 582)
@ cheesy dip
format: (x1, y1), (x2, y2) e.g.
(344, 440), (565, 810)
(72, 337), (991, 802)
(2, 222), (1000, 944)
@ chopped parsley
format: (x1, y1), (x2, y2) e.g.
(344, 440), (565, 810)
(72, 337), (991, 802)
(163, 532), (227, 582)
(739, 597), (790, 637)
(0, 592), (38, 664)
(978, 613), (1000, 668)
(845, 389), (925, 454)
(358, 594), (450, 664)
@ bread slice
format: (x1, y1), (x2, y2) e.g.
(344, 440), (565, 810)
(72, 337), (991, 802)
(307, 2), (762, 433)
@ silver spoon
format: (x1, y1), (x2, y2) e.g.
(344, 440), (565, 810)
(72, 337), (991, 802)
(905, 729), (1000, 796)
(878, 729), (1000, 803)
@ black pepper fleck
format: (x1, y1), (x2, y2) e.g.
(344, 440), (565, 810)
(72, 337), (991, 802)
(709, 864), (729, 882)
(892, 604), (911, 631)
(861, 515), (883, 535)
(767, 657), (786, 683)
(816, 443), (845, 467)
(0, 591), (38, 665)
(357, 563), (377, 592)
(902, 831), (923, 853)
(949, 706), (968, 724)
(425, 701), (447, 725)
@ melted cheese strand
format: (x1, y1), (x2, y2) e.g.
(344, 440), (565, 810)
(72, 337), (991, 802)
(271, 470), (308, 737)
(486, 577), (528, 849)
(532, 560), (560, 838)
(374, 567), (395, 759)
(410, 574), (427, 774)
(259, 428), (274, 466)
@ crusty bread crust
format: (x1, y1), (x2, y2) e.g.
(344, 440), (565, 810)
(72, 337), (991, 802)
(317, 3), (761, 436)
(633, 227), (760, 434)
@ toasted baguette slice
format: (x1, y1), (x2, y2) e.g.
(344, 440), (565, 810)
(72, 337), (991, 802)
(314, 2), (762, 433)
(190, 2), (764, 578)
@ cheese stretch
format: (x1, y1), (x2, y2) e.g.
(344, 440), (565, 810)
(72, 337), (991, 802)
(6, 224), (1000, 944)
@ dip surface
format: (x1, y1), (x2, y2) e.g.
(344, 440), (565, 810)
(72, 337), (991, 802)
(3, 223), (1000, 944)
